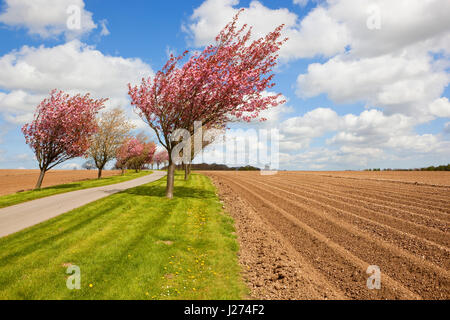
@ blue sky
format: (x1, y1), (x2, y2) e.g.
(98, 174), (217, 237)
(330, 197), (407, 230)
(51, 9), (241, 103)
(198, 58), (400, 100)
(0, 0), (449, 170)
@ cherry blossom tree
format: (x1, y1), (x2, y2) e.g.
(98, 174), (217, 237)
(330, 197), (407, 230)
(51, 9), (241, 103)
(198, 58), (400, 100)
(116, 137), (156, 172)
(154, 150), (169, 170)
(116, 138), (143, 172)
(128, 10), (287, 198)
(129, 141), (156, 172)
(22, 89), (107, 189)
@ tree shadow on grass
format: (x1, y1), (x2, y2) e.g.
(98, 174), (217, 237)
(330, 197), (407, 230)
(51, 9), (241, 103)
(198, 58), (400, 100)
(17, 183), (83, 193)
(44, 183), (83, 190)
(122, 185), (216, 200)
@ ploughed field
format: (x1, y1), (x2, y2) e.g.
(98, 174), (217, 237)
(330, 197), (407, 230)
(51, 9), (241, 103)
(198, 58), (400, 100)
(0, 170), (121, 196)
(202, 171), (450, 300)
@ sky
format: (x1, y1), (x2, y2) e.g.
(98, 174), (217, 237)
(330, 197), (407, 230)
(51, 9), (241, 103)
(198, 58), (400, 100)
(0, 0), (449, 171)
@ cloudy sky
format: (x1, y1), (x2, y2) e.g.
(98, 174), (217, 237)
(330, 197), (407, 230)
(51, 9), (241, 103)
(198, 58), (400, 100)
(0, 0), (449, 170)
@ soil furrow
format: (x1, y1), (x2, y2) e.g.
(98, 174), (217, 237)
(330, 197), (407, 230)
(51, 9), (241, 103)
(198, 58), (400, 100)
(214, 174), (423, 300)
(274, 175), (450, 214)
(306, 174), (449, 203)
(248, 178), (450, 269)
(269, 176), (450, 222)
(202, 171), (450, 300)
(209, 176), (346, 300)
(258, 177), (450, 240)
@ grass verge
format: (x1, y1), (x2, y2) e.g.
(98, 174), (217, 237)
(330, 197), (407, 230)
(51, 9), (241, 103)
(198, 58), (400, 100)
(0, 170), (153, 209)
(0, 172), (247, 300)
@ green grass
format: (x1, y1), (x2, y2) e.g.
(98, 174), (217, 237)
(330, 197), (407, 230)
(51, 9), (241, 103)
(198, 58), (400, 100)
(0, 172), (247, 300)
(0, 170), (153, 209)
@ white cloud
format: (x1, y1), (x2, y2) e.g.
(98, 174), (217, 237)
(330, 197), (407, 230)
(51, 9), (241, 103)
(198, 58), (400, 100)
(309, 163), (326, 170)
(99, 19), (110, 36)
(297, 53), (449, 117)
(279, 107), (339, 151)
(13, 153), (34, 161)
(282, 107), (340, 136)
(429, 98), (450, 118)
(328, 110), (415, 147)
(293, 0), (309, 7)
(326, 0), (450, 58)
(384, 133), (441, 153)
(277, 107), (450, 168)
(444, 122), (450, 134)
(294, 0), (450, 118)
(240, 92), (293, 129)
(0, 0), (97, 39)
(3, 113), (34, 124)
(186, 0), (450, 61)
(0, 90), (43, 114)
(61, 162), (82, 170)
(285, 147), (379, 169)
(0, 40), (154, 124)
(185, 0), (350, 60)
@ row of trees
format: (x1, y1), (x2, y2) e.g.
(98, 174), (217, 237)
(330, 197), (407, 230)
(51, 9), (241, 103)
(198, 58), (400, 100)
(365, 164), (450, 171)
(22, 11), (286, 197)
(22, 100), (168, 189)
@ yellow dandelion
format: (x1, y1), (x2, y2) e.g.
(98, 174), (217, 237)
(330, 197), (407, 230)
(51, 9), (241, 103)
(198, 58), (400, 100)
(89, 283), (93, 288)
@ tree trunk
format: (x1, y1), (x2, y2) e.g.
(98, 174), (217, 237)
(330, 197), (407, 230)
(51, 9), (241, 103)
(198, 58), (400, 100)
(183, 163), (189, 180)
(188, 163), (191, 175)
(35, 169), (46, 190)
(97, 167), (103, 179)
(121, 168), (125, 175)
(166, 161), (175, 199)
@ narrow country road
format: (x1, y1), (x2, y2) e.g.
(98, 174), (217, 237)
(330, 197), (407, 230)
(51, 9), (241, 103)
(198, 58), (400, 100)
(0, 171), (167, 238)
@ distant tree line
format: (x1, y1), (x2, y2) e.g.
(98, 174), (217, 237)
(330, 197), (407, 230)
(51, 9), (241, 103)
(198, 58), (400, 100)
(163, 163), (261, 171)
(365, 164), (450, 171)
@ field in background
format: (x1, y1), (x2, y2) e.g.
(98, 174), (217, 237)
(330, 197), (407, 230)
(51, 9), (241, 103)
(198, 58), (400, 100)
(0, 170), (122, 196)
(204, 171), (450, 299)
(298, 171), (450, 186)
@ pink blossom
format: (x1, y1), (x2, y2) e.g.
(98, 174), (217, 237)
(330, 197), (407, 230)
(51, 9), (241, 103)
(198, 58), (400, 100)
(22, 89), (107, 172)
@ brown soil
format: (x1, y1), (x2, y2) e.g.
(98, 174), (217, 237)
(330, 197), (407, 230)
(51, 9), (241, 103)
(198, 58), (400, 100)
(302, 171), (450, 186)
(0, 169), (121, 196)
(202, 171), (450, 300)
